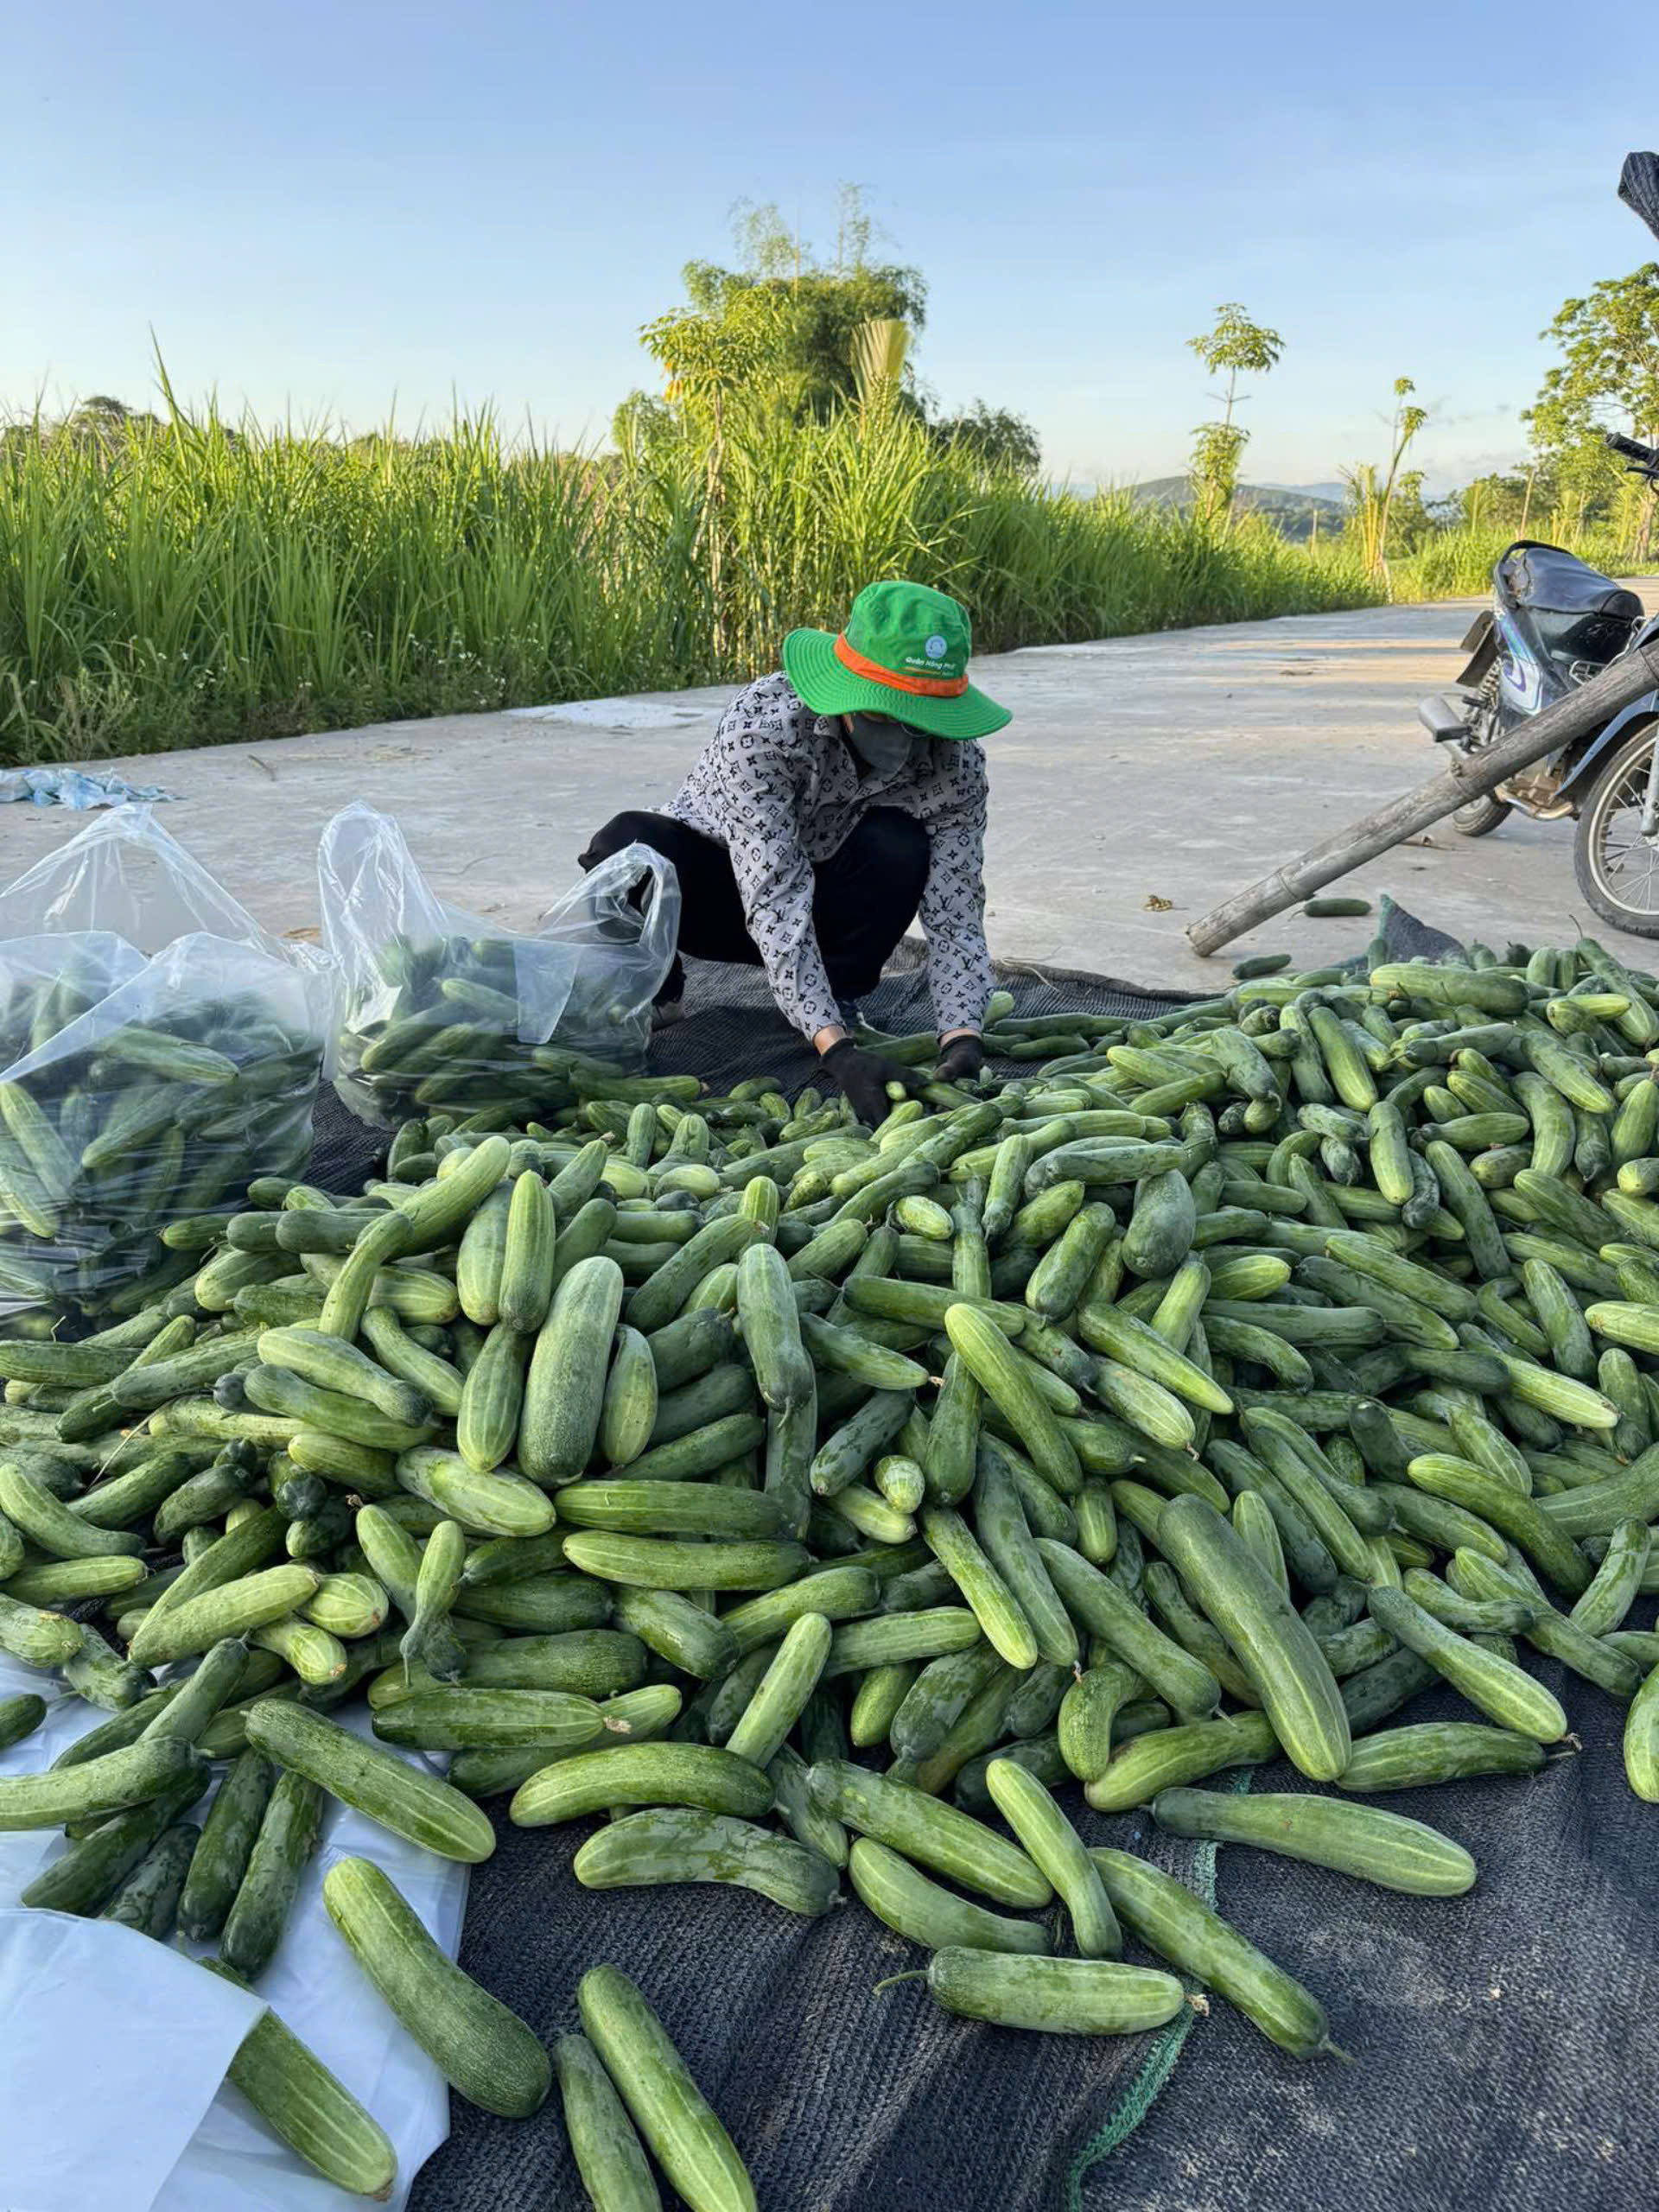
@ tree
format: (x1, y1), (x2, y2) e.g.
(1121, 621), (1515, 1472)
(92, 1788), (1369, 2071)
(1185, 302), (1283, 527)
(930, 401), (1041, 476)
(1452, 467), (1549, 537)
(1344, 377), (1427, 585)
(1525, 264), (1659, 559)
(632, 187), (926, 430)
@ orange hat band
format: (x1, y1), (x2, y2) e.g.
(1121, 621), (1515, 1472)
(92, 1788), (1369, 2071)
(833, 632), (969, 698)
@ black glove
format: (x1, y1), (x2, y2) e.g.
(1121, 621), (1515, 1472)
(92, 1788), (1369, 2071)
(936, 1033), (986, 1084)
(821, 1038), (913, 1127)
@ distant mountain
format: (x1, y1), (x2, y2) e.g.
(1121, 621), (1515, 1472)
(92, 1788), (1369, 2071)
(1258, 480), (1349, 507)
(1128, 477), (1346, 542)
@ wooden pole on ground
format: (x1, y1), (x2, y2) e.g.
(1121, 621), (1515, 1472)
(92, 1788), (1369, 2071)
(1186, 639), (1659, 957)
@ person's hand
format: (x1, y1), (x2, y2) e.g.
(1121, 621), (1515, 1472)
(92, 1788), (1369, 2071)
(936, 1033), (986, 1084)
(821, 1038), (914, 1127)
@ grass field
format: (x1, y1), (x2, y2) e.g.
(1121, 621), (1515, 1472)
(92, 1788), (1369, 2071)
(1, 398), (1640, 767)
(0, 402), (1387, 765)
(1389, 524), (1639, 601)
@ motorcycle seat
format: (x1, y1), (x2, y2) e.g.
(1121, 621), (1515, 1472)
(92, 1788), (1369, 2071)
(1498, 541), (1644, 625)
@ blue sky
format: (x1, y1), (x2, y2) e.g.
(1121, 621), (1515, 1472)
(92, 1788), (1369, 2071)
(8, 0), (1658, 492)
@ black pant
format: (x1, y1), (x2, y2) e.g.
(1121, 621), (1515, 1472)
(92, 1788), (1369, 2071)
(580, 806), (931, 1009)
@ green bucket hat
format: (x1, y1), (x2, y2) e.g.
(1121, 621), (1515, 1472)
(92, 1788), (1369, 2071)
(781, 580), (1010, 741)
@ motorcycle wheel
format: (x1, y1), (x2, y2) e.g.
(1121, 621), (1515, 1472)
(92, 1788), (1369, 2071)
(1452, 793), (1511, 837)
(1573, 721), (1659, 937)
(1450, 671), (1510, 837)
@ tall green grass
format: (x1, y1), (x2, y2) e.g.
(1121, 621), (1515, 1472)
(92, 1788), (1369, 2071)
(1389, 524), (1646, 602)
(0, 397), (1382, 765)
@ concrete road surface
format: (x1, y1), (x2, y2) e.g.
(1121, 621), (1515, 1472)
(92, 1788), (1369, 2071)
(3, 582), (1655, 993)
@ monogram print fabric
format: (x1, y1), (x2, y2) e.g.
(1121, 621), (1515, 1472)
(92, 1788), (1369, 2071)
(666, 672), (993, 1039)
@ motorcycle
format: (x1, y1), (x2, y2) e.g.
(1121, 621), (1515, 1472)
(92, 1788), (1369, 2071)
(1415, 151), (1659, 936)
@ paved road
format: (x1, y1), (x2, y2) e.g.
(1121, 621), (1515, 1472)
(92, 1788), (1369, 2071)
(4, 584), (1655, 990)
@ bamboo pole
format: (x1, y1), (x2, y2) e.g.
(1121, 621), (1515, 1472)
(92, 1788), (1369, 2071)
(1187, 638), (1659, 957)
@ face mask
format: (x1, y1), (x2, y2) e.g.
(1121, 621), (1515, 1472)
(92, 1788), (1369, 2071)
(844, 714), (921, 778)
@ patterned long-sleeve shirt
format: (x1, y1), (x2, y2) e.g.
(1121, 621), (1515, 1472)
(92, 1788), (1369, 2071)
(666, 671), (993, 1041)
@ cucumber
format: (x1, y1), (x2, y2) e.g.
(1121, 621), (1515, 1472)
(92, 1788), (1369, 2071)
(453, 1573), (612, 1634)
(612, 1586), (735, 1679)
(205, 1961), (398, 2200)
(521, 1255), (626, 1484)
(142, 1636), (251, 1746)
(244, 1363), (433, 1452)
(100, 1821), (200, 1939)
(395, 1446), (555, 1539)
(985, 1757), (1119, 1956)
(577, 1965), (756, 2212)
(556, 1479), (786, 1541)
(219, 1770), (325, 1978)
(372, 1686), (610, 1752)
(1057, 1662), (1141, 1783)
(510, 1742), (772, 1827)
(244, 1700), (495, 1861)
(575, 1805), (840, 1916)
(1084, 1711), (1278, 1812)
(21, 1767), (211, 1914)
(1, 1554), (147, 1605)
(0, 1458), (143, 1560)
(1449, 1547), (1642, 1698)
(1405, 1454), (1592, 1596)
(1626, 1660), (1659, 1801)
(128, 1564), (324, 1669)
(1122, 1170), (1197, 1279)
(1338, 1722), (1547, 1793)
(454, 1322), (531, 1475)
(734, 1239), (815, 1413)
(849, 1834), (1050, 1954)
(1152, 1786), (1478, 1896)
(600, 1325), (659, 1468)
(178, 1750), (279, 1942)
(1091, 1845), (1342, 2058)
(921, 1504), (1039, 1669)
(256, 1325), (429, 1426)
(498, 1168), (557, 1332)
(378, 1628), (643, 1704)
(805, 1758), (1051, 1907)
(562, 1531), (807, 1592)
(323, 1856), (550, 2117)
(0, 1736), (207, 1833)
(887, 1948), (1185, 2036)
(0, 1691), (47, 1751)
(1036, 1539), (1221, 1717)
(1366, 1587), (1567, 1742)
(944, 1303), (1081, 1496)
(554, 2032), (662, 2212)
(1154, 1496), (1351, 1780)
(723, 1611), (832, 1768)
(359, 1306), (465, 1417)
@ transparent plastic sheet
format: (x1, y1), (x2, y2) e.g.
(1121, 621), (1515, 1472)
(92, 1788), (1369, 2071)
(0, 810), (335, 1330)
(319, 804), (677, 1127)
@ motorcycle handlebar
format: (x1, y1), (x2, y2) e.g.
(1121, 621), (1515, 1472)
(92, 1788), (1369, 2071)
(1604, 429), (1659, 467)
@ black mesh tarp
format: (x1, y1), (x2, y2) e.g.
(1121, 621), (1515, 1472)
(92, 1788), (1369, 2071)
(303, 911), (1655, 2212)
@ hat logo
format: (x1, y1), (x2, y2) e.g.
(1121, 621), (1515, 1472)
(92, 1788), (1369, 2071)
(924, 634), (949, 660)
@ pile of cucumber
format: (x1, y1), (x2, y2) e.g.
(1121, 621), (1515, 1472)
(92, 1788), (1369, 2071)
(334, 929), (642, 1128)
(0, 969), (321, 1334)
(3, 935), (1659, 2209)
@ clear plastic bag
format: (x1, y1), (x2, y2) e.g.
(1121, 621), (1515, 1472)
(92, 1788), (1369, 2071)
(533, 840), (680, 1069)
(0, 809), (335, 1330)
(319, 804), (677, 1126)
